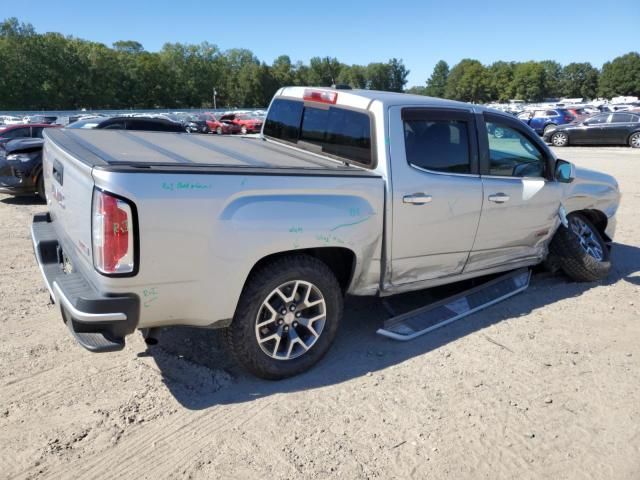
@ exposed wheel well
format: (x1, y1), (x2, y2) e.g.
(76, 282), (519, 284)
(247, 248), (356, 293)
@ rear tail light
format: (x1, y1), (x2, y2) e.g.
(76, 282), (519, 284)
(92, 189), (136, 275)
(303, 89), (338, 104)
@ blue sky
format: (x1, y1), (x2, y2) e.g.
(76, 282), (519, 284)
(8, 0), (640, 86)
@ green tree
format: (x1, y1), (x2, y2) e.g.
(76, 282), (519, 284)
(112, 40), (144, 54)
(560, 62), (599, 99)
(540, 60), (562, 98)
(424, 60), (448, 97)
(387, 58), (409, 92)
(511, 61), (546, 101)
(487, 61), (515, 102)
(445, 59), (489, 102)
(307, 56), (342, 86)
(598, 52), (640, 97)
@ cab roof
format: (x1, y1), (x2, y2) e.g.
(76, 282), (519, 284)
(276, 86), (488, 113)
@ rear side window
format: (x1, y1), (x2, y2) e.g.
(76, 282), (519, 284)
(264, 98), (373, 166)
(586, 115), (609, 125)
(611, 113), (634, 123)
(403, 119), (471, 174)
(32, 127), (44, 138)
(263, 99), (303, 143)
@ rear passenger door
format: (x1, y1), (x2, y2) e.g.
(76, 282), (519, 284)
(604, 113), (637, 144)
(389, 107), (484, 286)
(465, 113), (562, 272)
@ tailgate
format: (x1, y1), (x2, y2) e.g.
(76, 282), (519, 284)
(43, 132), (96, 280)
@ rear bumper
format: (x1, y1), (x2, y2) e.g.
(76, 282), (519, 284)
(31, 212), (140, 352)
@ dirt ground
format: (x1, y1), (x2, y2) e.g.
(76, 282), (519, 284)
(1, 146), (639, 480)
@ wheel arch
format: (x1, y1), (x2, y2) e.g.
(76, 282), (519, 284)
(627, 129), (640, 145)
(244, 247), (357, 294)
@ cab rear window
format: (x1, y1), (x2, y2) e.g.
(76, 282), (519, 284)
(263, 98), (373, 166)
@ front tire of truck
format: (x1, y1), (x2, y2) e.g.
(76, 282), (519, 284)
(549, 213), (611, 282)
(225, 254), (343, 380)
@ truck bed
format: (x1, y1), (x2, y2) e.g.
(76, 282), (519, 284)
(45, 129), (376, 176)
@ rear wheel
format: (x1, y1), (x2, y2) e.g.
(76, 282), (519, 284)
(629, 132), (640, 148)
(549, 213), (610, 282)
(551, 131), (569, 147)
(224, 255), (343, 379)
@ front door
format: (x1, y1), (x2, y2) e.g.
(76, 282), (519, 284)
(465, 113), (563, 273)
(389, 106), (483, 286)
(571, 113), (609, 144)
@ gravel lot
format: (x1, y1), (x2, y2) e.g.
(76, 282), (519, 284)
(1, 146), (639, 480)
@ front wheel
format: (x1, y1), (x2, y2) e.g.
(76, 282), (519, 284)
(216, 126), (223, 135)
(224, 255), (343, 379)
(629, 132), (640, 148)
(549, 213), (611, 282)
(240, 125), (248, 135)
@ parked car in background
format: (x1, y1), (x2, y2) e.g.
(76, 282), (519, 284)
(0, 115), (23, 125)
(182, 113), (216, 134)
(543, 112), (640, 148)
(205, 114), (242, 135)
(0, 123), (60, 146)
(24, 115), (58, 124)
(220, 113), (263, 134)
(566, 107), (589, 122)
(66, 116), (187, 132)
(520, 109), (575, 135)
(0, 138), (46, 199)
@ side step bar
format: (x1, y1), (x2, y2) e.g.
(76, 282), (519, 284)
(377, 268), (531, 341)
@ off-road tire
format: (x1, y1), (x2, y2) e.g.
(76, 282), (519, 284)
(224, 254), (343, 379)
(549, 213), (610, 282)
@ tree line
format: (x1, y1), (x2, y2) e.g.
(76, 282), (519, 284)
(0, 18), (408, 110)
(1, 17), (638, 110)
(408, 53), (640, 103)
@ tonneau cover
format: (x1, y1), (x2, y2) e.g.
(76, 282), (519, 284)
(45, 129), (371, 174)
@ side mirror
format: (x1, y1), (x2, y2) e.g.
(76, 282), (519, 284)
(555, 159), (576, 183)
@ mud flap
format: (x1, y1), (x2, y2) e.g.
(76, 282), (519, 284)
(377, 268), (531, 341)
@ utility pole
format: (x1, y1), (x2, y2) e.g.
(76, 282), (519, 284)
(213, 87), (217, 110)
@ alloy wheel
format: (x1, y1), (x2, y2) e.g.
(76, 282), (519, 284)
(552, 132), (568, 146)
(569, 216), (604, 261)
(255, 280), (327, 360)
(630, 133), (640, 148)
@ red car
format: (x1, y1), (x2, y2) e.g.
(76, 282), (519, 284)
(0, 123), (61, 146)
(204, 114), (242, 135)
(220, 113), (263, 134)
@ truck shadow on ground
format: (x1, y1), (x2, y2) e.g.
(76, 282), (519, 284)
(0, 194), (45, 206)
(147, 241), (640, 410)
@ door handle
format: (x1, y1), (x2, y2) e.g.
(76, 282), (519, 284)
(403, 193), (432, 205)
(488, 193), (510, 203)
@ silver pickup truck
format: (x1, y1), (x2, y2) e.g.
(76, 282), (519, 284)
(32, 87), (620, 379)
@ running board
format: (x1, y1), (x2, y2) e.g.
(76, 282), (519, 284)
(377, 268), (531, 341)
